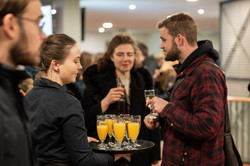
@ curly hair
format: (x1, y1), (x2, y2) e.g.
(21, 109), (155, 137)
(97, 32), (142, 72)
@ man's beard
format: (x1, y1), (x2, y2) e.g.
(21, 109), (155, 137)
(10, 22), (40, 66)
(164, 40), (180, 61)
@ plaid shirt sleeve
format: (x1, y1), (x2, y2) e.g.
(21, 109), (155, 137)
(161, 63), (226, 140)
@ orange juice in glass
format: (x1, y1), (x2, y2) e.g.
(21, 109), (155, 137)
(105, 114), (116, 147)
(97, 115), (108, 149)
(128, 115), (141, 148)
(128, 122), (140, 141)
(120, 114), (132, 149)
(120, 114), (130, 138)
(113, 117), (125, 150)
(106, 119), (113, 135)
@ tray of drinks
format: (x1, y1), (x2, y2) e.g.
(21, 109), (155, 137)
(90, 139), (155, 154)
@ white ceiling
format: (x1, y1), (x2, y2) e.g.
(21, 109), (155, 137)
(79, 0), (229, 34)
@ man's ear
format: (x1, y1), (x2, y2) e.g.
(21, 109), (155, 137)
(175, 34), (184, 46)
(2, 14), (19, 39)
(51, 60), (60, 72)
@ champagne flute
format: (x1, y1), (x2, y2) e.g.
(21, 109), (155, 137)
(127, 115), (141, 149)
(113, 116), (126, 150)
(144, 89), (158, 119)
(120, 114), (132, 149)
(116, 76), (125, 101)
(96, 115), (108, 149)
(105, 114), (116, 147)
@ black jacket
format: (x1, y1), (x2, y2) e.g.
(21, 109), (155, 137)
(0, 64), (37, 166)
(81, 65), (161, 166)
(24, 78), (114, 166)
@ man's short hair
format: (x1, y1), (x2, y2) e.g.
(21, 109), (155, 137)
(0, 0), (29, 25)
(157, 13), (197, 46)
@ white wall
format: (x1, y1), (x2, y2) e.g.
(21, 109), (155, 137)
(79, 30), (220, 57)
(79, 32), (112, 54)
(220, 0), (250, 97)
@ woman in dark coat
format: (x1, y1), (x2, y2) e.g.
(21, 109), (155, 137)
(24, 33), (114, 166)
(81, 33), (161, 166)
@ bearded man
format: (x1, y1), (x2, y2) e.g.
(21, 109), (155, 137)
(144, 13), (227, 166)
(0, 0), (46, 165)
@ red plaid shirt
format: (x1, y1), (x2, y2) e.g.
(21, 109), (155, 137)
(160, 53), (227, 166)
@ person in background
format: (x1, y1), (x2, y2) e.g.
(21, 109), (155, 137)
(25, 66), (36, 78)
(65, 51), (94, 100)
(94, 52), (105, 63)
(137, 42), (158, 77)
(81, 33), (161, 166)
(0, 0), (46, 165)
(153, 59), (178, 101)
(24, 33), (114, 166)
(144, 13), (227, 166)
(155, 53), (165, 69)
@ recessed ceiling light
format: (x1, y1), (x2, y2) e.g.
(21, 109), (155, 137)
(102, 22), (113, 28)
(187, 0), (198, 2)
(98, 27), (105, 33)
(51, 9), (57, 15)
(129, 4), (136, 10)
(198, 9), (205, 14)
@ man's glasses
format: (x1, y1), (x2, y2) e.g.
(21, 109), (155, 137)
(17, 16), (45, 34)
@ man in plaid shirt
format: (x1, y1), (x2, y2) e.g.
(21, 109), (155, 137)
(144, 13), (227, 166)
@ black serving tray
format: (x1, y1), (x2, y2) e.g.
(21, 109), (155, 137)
(90, 139), (155, 154)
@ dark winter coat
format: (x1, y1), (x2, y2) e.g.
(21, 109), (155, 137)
(0, 64), (37, 166)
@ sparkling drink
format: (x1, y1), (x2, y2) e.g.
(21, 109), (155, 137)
(144, 89), (158, 119)
(145, 94), (154, 103)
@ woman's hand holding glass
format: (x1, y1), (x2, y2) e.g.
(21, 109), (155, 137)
(101, 88), (125, 113)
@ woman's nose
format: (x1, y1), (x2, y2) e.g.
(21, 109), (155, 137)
(78, 63), (82, 70)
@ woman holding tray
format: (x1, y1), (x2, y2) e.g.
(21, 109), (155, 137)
(24, 33), (114, 166)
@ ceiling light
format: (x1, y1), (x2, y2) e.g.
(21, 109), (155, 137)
(129, 4), (136, 10)
(102, 22), (113, 28)
(187, 0), (198, 1)
(51, 8), (57, 15)
(98, 27), (105, 33)
(198, 9), (205, 15)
